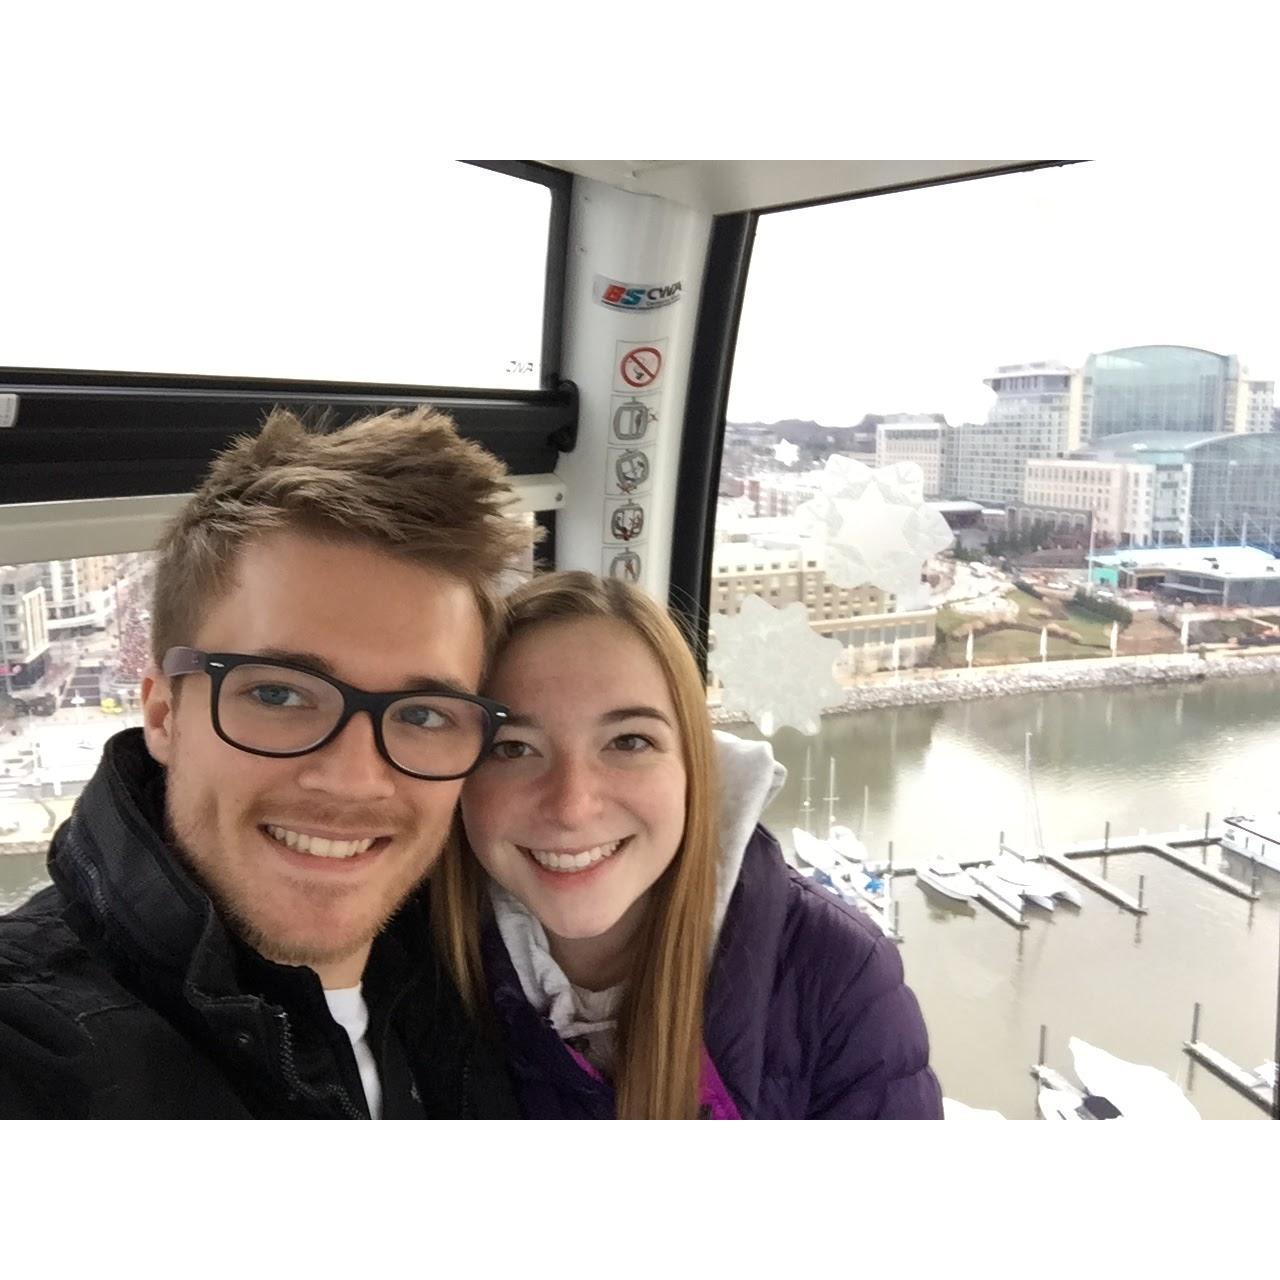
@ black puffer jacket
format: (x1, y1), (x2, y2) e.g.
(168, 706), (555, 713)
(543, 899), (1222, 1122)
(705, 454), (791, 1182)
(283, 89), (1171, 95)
(0, 729), (518, 1119)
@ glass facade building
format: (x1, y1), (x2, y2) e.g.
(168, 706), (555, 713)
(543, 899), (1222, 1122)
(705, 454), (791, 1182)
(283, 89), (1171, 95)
(1186, 433), (1280, 550)
(1085, 345), (1240, 440)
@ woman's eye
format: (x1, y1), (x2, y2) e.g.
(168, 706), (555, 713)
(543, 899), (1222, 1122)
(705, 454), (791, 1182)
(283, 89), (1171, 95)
(610, 733), (653, 753)
(489, 740), (532, 761)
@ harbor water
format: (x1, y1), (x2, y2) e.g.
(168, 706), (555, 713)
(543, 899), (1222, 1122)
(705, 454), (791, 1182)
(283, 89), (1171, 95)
(3, 674), (1279, 1118)
(744, 673), (1280, 1119)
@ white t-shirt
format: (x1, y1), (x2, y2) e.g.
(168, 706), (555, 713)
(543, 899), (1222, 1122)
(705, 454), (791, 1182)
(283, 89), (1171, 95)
(323, 985), (383, 1120)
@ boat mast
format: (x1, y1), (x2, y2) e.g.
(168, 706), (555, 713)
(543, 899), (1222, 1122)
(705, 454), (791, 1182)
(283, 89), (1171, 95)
(800, 747), (814, 833)
(1025, 731), (1047, 860)
(824, 757), (838, 835)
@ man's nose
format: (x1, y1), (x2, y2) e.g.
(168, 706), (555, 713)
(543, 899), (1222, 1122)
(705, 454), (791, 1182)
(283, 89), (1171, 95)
(296, 711), (397, 800)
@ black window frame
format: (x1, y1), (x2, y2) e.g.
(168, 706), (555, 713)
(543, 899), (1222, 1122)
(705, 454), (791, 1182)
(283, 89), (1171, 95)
(669, 160), (1076, 673)
(0, 160), (577, 507)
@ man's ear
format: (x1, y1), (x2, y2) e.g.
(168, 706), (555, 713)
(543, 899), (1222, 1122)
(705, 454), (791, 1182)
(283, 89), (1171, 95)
(141, 664), (174, 766)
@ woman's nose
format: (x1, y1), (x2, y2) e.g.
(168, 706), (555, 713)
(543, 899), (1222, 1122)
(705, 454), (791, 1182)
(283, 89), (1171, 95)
(540, 756), (604, 827)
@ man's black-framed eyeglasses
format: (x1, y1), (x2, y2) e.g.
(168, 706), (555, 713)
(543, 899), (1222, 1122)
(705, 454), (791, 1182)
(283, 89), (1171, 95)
(161, 647), (509, 781)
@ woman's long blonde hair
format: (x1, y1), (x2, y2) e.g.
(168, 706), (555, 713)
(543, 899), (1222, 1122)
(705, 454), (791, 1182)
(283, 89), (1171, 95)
(432, 571), (720, 1119)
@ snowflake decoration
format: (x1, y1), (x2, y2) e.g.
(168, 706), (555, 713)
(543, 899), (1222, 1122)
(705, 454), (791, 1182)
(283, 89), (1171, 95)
(709, 595), (844, 736)
(794, 455), (953, 609)
(773, 439), (800, 466)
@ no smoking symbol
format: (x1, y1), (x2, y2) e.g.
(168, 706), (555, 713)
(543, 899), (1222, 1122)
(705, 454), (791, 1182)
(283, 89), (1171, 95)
(620, 345), (662, 389)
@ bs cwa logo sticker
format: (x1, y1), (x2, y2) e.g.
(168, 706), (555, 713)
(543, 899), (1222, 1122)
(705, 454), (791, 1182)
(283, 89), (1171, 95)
(593, 275), (683, 312)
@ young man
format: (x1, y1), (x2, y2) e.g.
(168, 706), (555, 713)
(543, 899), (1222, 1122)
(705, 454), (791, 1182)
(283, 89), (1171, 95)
(0, 407), (534, 1118)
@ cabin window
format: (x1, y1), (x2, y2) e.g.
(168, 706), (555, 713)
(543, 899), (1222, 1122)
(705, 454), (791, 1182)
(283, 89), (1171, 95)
(707, 159), (1280, 1119)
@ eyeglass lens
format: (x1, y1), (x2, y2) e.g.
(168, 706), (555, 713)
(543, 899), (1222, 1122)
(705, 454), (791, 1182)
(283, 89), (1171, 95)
(216, 663), (490, 776)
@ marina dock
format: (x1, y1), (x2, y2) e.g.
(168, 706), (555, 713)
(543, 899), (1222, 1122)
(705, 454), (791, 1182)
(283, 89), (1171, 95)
(1182, 1004), (1277, 1117)
(970, 875), (1028, 929)
(1146, 841), (1260, 900)
(1040, 853), (1145, 914)
(888, 825), (1259, 908)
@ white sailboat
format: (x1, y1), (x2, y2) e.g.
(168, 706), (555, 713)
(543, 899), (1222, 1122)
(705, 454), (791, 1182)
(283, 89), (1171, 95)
(821, 759), (868, 866)
(1037, 1037), (1198, 1120)
(1068, 1037), (1200, 1120)
(990, 733), (1084, 909)
(975, 853), (1057, 911)
(1037, 1083), (1119, 1121)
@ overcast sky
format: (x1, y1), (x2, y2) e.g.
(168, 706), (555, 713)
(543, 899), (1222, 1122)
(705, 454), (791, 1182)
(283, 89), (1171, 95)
(7, 154), (1276, 423)
(727, 160), (1280, 427)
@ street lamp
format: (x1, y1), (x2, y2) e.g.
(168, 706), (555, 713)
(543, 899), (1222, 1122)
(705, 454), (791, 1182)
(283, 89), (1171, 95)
(1224, 459), (1239, 545)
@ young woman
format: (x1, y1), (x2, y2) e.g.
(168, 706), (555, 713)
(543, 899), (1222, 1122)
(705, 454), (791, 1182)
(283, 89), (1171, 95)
(433, 571), (942, 1119)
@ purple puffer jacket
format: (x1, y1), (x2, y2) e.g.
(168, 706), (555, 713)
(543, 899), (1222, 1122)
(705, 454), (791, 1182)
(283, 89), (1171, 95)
(482, 824), (943, 1119)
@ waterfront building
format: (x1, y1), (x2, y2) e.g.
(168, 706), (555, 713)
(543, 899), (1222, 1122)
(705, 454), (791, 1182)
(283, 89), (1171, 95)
(1183, 433), (1280, 550)
(1239, 377), (1275, 434)
(945, 418), (1062, 506)
(1073, 431), (1280, 550)
(1024, 455), (1191, 547)
(875, 420), (946, 497)
(41, 556), (119, 639)
(0, 564), (51, 692)
(943, 362), (1083, 506)
(1082, 345), (1272, 442)
(1003, 501), (1094, 548)
(711, 519), (936, 673)
(1088, 545), (1280, 607)
(741, 470), (824, 518)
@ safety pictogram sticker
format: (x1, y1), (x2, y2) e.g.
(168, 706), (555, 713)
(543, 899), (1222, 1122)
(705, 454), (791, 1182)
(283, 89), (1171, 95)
(610, 394), (658, 444)
(605, 445), (653, 497)
(603, 496), (647, 546)
(602, 547), (643, 583)
(613, 338), (667, 393)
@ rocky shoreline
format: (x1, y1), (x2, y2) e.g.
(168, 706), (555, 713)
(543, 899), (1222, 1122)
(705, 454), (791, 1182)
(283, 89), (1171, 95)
(710, 651), (1280, 724)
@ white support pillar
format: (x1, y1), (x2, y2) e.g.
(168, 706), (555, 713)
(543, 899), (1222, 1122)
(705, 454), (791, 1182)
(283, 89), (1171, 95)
(554, 178), (712, 600)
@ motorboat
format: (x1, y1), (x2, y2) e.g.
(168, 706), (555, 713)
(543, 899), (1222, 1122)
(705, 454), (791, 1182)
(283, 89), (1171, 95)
(1222, 814), (1280, 872)
(916, 857), (980, 902)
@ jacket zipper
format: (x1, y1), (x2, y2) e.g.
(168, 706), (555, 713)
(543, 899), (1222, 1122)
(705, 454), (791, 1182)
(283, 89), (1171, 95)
(274, 1010), (364, 1119)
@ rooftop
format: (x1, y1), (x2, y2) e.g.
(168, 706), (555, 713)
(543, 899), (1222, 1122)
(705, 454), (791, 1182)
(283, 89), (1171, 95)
(1089, 545), (1280, 581)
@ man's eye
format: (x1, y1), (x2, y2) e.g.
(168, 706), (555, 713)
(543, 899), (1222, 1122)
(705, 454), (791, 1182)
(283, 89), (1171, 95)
(397, 705), (450, 730)
(248, 684), (304, 708)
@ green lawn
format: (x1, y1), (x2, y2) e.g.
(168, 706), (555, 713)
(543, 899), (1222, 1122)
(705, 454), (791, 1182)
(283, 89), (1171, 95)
(933, 588), (1114, 666)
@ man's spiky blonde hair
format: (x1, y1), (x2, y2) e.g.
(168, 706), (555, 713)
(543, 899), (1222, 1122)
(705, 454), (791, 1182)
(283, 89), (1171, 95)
(150, 405), (538, 663)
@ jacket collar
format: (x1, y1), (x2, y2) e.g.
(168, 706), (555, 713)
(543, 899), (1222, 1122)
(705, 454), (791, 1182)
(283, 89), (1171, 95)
(702, 824), (792, 1107)
(49, 728), (437, 1033)
(49, 727), (219, 989)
